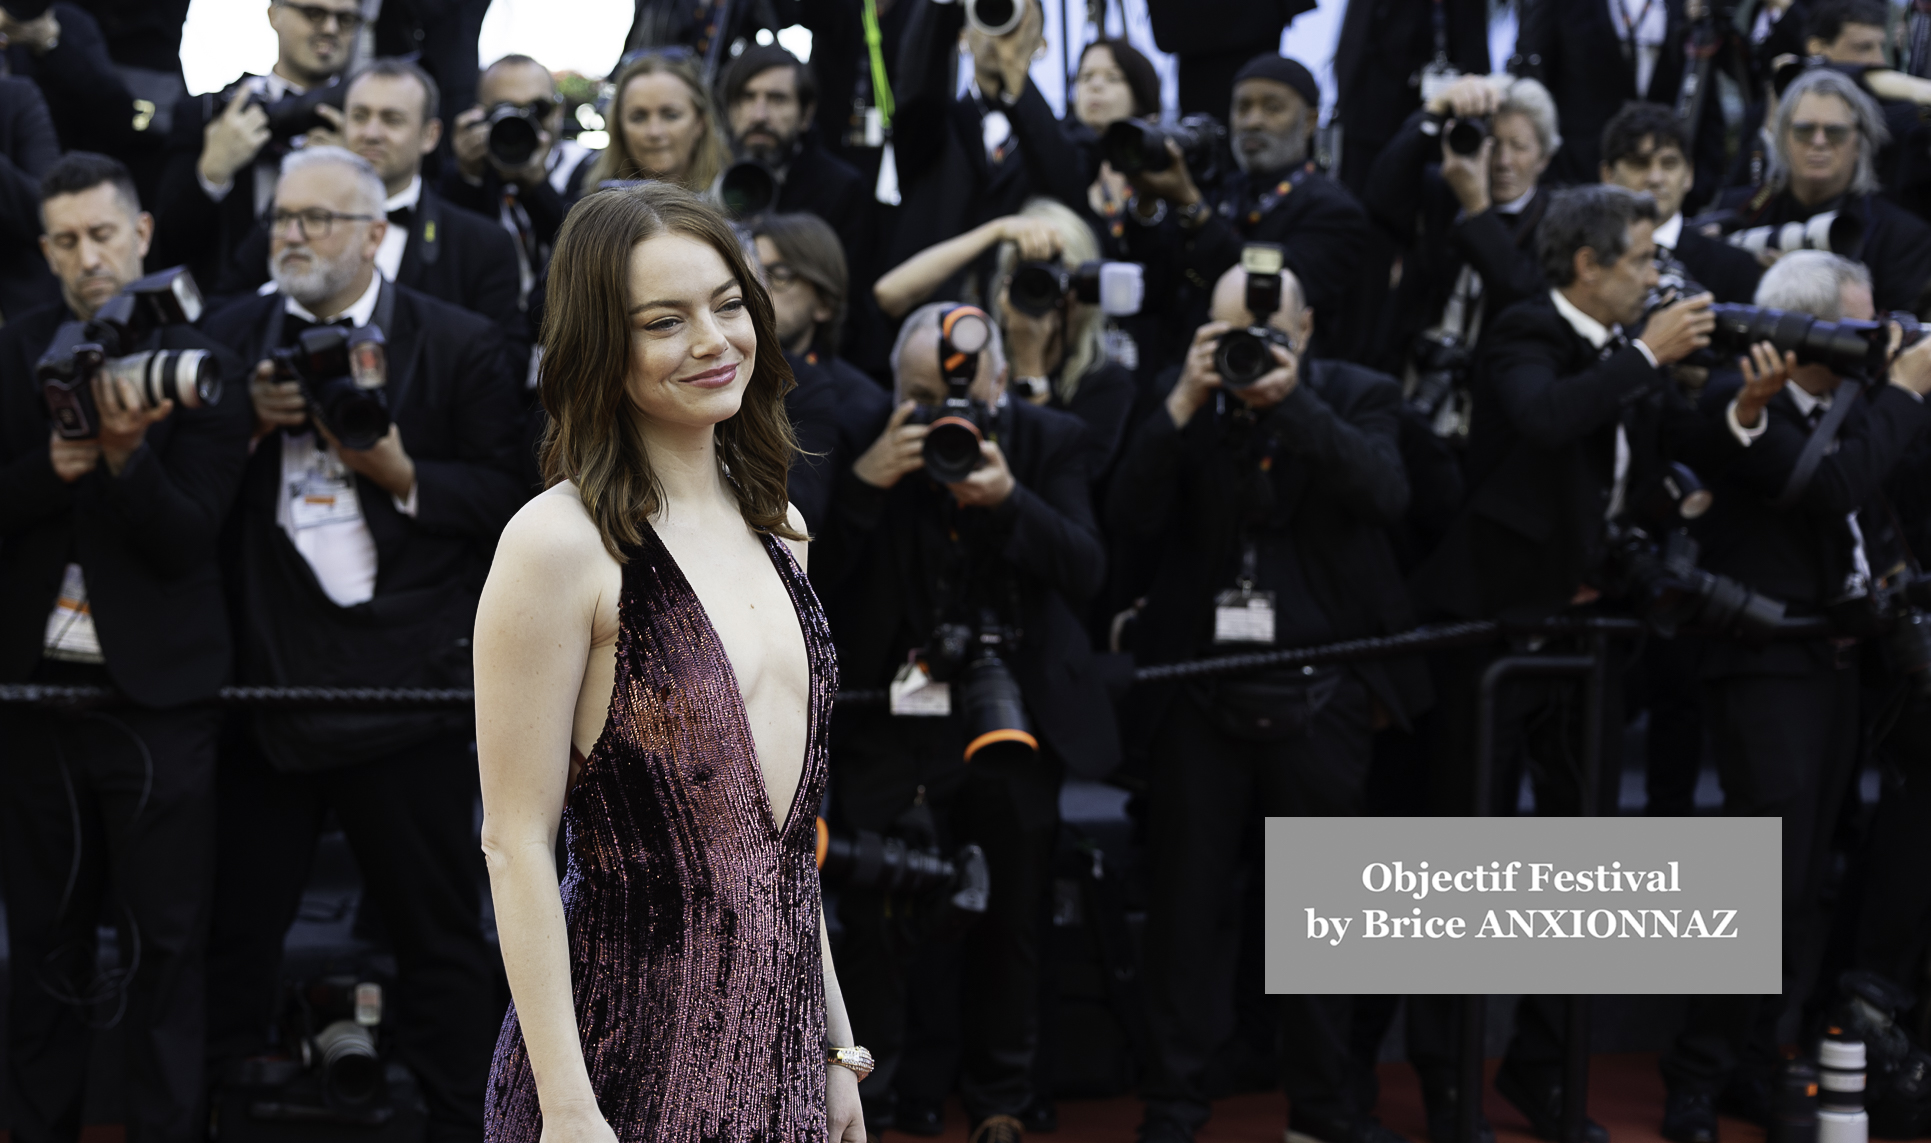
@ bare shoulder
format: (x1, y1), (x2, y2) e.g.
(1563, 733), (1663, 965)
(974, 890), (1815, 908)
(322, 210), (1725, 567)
(490, 483), (618, 595)
(781, 502), (809, 572)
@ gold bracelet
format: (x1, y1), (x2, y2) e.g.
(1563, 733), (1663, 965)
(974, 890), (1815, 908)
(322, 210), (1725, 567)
(826, 1044), (875, 1081)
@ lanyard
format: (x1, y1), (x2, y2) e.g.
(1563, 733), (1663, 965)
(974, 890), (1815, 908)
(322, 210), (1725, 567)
(1617, 0), (1661, 66)
(862, 0), (895, 128)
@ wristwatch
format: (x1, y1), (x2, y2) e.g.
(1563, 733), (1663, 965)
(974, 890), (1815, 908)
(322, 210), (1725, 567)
(826, 1044), (875, 1081)
(1176, 199), (1212, 230)
(1012, 375), (1050, 401)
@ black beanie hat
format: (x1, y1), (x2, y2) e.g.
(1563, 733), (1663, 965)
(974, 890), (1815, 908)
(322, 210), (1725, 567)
(1232, 54), (1320, 111)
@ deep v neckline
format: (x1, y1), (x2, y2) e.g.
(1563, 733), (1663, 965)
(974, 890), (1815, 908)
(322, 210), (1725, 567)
(641, 521), (814, 840)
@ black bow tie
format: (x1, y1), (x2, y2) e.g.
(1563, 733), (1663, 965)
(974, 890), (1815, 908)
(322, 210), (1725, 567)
(387, 205), (414, 229)
(283, 312), (351, 346)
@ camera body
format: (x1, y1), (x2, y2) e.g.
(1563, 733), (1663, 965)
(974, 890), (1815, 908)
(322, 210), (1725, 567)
(923, 616), (1039, 764)
(37, 267), (220, 440)
(911, 305), (997, 483)
(1832, 568), (1931, 698)
(1215, 243), (1292, 390)
(1410, 331), (1474, 419)
(1601, 462), (1787, 640)
(217, 80), (347, 153)
(271, 325), (391, 451)
(1008, 259), (1144, 318)
(1099, 114), (1225, 182)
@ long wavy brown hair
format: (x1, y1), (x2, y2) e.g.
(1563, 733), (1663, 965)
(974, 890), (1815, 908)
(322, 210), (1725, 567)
(584, 52), (731, 194)
(539, 183), (802, 559)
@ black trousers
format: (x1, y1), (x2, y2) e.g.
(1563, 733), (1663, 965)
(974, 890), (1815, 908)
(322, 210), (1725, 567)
(202, 730), (498, 1143)
(1661, 663), (1863, 1091)
(829, 708), (1063, 1126)
(0, 693), (218, 1143)
(1137, 671), (1374, 1136)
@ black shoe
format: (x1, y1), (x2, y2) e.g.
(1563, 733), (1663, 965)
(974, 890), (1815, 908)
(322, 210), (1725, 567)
(896, 1100), (944, 1137)
(1421, 1080), (1498, 1143)
(1020, 1097), (1058, 1133)
(1287, 1113), (1413, 1143)
(1661, 1087), (1718, 1143)
(1493, 1066), (1609, 1143)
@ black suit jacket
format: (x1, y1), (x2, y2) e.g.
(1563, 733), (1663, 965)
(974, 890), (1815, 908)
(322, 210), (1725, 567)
(776, 139), (874, 281)
(217, 184), (530, 376)
(1366, 109), (1550, 373)
(1713, 186), (1931, 314)
(0, 304), (253, 705)
(1696, 375), (1931, 676)
(1413, 291), (1743, 619)
(883, 0), (1089, 272)
(200, 282), (526, 767)
(4, 4), (139, 160)
(1332, 0), (1491, 195)
(0, 77), (61, 322)
(373, 0), (489, 129)
(1671, 225), (1763, 304)
(1105, 359), (1431, 736)
(784, 349), (891, 535)
(814, 397), (1120, 778)
(1145, 0), (1311, 55)
(436, 147), (596, 273)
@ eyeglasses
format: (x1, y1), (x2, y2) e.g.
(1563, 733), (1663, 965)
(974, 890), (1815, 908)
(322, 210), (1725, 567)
(265, 207), (379, 240)
(278, 3), (365, 32)
(764, 263), (802, 289)
(1790, 120), (1855, 146)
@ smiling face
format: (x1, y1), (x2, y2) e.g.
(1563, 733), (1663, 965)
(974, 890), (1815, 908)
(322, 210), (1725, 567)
(267, 0), (357, 87)
(621, 72), (707, 184)
(624, 232), (758, 430)
(346, 72), (441, 194)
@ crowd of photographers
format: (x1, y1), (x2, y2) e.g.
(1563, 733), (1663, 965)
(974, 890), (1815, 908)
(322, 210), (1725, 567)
(8, 1), (1931, 1143)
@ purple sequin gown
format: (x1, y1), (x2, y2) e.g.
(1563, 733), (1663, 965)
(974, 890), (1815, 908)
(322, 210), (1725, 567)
(485, 524), (834, 1143)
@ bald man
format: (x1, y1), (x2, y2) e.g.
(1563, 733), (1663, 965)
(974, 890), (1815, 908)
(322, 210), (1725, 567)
(1105, 261), (1427, 1143)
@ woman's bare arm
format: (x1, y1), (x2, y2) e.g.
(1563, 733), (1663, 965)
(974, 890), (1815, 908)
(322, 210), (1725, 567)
(873, 216), (1061, 318)
(476, 488), (617, 1136)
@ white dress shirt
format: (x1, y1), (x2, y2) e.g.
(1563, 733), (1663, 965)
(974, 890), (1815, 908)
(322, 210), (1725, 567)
(375, 175), (421, 282)
(1550, 288), (1651, 520)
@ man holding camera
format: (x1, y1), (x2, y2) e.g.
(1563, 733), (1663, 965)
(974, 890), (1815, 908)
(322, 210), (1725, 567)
(440, 53), (595, 306)
(1105, 255), (1425, 1143)
(218, 58), (529, 381)
(1123, 55), (1373, 363)
(813, 302), (1114, 1143)
(198, 145), (523, 1140)
(1366, 72), (1558, 413)
(722, 46), (870, 274)
(153, 0), (355, 290)
(1658, 250), (1931, 1142)
(0, 152), (251, 1143)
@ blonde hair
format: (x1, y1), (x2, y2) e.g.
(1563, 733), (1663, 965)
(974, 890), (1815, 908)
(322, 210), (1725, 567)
(585, 52), (731, 193)
(992, 197), (1108, 404)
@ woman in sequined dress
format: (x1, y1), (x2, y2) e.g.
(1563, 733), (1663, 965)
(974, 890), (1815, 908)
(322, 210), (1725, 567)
(472, 183), (866, 1143)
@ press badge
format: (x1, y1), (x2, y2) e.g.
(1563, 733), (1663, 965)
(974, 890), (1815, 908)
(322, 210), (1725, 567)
(1214, 587), (1277, 645)
(286, 437), (364, 530)
(889, 660), (952, 717)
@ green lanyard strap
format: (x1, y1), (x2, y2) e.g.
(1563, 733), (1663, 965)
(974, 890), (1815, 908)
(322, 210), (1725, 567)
(862, 0), (895, 128)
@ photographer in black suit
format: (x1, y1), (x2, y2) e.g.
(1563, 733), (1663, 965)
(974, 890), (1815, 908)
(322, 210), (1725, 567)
(0, 152), (251, 1143)
(1366, 72), (1558, 415)
(1107, 260), (1424, 1143)
(814, 302), (1114, 1141)
(220, 58), (530, 381)
(1600, 102), (1764, 304)
(198, 146), (523, 1140)
(151, 0), (356, 288)
(1659, 251), (1931, 1143)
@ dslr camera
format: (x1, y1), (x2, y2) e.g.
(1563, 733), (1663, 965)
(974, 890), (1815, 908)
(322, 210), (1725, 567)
(911, 305), (998, 482)
(717, 159), (778, 220)
(271, 325), (391, 450)
(1601, 462), (1787, 640)
(1099, 114), (1225, 183)
(215, 79), (347, 153)
(1706, 303), (1927, 377)
(1410, 331), (1474, 420)
(1693, 205), (1864, 260)
(817, 818), (990, 943)
(484, 97), (556, 169)
(38, 267), (222, 440)
(1008, 259), (1144, 318)
(1215, 243), (1295, 389)
(924, 609), (1039, 766)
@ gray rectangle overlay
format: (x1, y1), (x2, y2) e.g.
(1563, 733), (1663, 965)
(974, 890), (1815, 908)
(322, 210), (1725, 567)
(1264, 817), (1779, 995)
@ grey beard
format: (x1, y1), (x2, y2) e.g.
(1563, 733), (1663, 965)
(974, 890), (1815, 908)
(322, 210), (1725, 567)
(272, 248), (360, 310)
(1233, 126), (1310, 175)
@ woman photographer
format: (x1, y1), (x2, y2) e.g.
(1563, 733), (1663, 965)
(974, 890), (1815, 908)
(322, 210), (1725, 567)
(583, 51), (730, 194)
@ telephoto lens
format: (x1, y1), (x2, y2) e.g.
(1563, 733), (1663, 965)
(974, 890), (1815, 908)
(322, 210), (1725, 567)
(1770, 1058), (1822, 1143)
(959, 650), (1038, 763)
(101, 349), (221, 410)
(1445, 116), (1490, 156)
(1099, 115), (1223, 178)
(1708, 304), (1890, 377)
(966, 0), (1022, 35)
(1214, 327), (1293, 389)
(485, 102), (543, 168)
(718, 161), (777, 219)
(311, 1020), (382, 1107)
(1819, 1037), (1870, 1143)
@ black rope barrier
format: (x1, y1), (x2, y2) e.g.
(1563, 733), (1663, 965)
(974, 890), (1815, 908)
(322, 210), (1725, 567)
(0, 614), (1844, 712)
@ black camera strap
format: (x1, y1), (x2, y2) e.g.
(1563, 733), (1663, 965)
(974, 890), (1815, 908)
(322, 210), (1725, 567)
(1776, 378), (1861, 509)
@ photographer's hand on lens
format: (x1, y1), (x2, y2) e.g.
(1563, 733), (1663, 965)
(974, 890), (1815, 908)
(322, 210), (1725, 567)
(90, 371), (174, 476)
(852, 400), (929, 489)
(1230, 342), (1300, 411)
(315, 421), (417, 500)
(996, 216), (1061, 262)
(200, 93), (272, 190)
(47, 431), (101, 483)
(452, 106), (491, 181)
(1889, 322), (1931, 396)
(1439, 134), (1493, 215)
(299, 102), (349, 153)
(946, 440), (1016, 508)
(1129, 139), (1204, 214)
(1734, 340), (1797, 430)
(249, 360), (307, 439)
(1425, 74), (1502, 120)
(1167, 321), (1228, 429)
(1637, 292), (1716, 365)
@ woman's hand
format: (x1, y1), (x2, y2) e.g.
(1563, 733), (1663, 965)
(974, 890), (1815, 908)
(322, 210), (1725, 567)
(827, 1063), (865, 1142)
(995, 216), (1061, 262)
